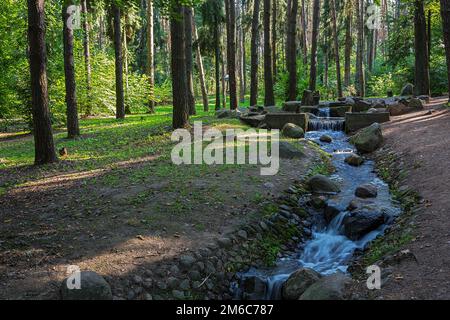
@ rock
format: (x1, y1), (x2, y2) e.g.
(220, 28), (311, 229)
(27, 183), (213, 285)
(167, 276), (179, 289)
(386, 102), (410, 116)
(282, 123), (305, 139)
(241, 276), (267, 300)
(306, 174), (340, 194)
(367, 108), (378, 113)
(408, 98), (424, 110)
(217, 237), (232, 248)
(172, 290), (185, 300)
(263, 182), (275, 189)
(188, 270), (202, 281)
(133, 275), (143, 284)
(170, 265), (180, 275)
(319, 134), (332, 143)
(179, 279), (190, 291)
(387, 90), (394, 97)
(343, 208), (386, 240)
(237, 230), (248, 240)
(216, 109), (240, 119)
(180, 255), (196, 269)
(309, 196), (326, 209)
(355, 184), (378, 198)
(324, 203), (341, 223)
(346, 198), (374, 211)
(278, 141), (304, 159)
(60, 271), (113, 300)
(349, 123), (383, 153)
(299, 272), (353, 300)
(263, 106), (282, 113)
(345, 153), (364, 166)
(282, 268), (321, 300)
(282, 101), (302, 112)
(239, 114), (266, 127)
(302, 90), (320, 106)
(353, 99), (372, 112)
(400, 83), (414, 96)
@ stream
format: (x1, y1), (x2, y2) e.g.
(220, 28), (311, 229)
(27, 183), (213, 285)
(234, 108), (401, 300)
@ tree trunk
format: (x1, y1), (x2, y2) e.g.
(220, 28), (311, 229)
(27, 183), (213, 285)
(171, 3), (189, 128)
(184, 7), (196, 115)
(330, 0), (342, 97)
(309, 0), (321, 91)
(355, 0), (365, 97)
(428, 9), (432, 60)
(250, 0), (261, 106)
(238, 2), (245, 103)
(147, 0), (155, 113)
(301, 0), (308, 65)
(62, 2), (80, 139)
(263, 0), (275, 105)
(113, 4), (125, 119)
(287, 0), (299, 101)
(272, 0), (277, 78)
(344, 0), (352, 87)
(414, 0), (430, 96)
(214, 22), (221, 110)
(123, 18), (131, 115)
(81, 0), (92, 115)
(27, 0), (57, 164)
(225, 0), (239, 110)
(192, 11), (209, 111)
(440, 0), (450, 101)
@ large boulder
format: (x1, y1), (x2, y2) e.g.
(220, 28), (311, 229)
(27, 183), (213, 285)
(282, 123), (305, 139)
(324, 202), (341, 223)
(355, 184), (378, 198)
(60, 271), (113, 300)
(282, 268), (321, 300)
(343, 207), (386, 240)
(279, 141), (304, 159)
(407, 98), (424, 110)
(302, 90), (320, 106)
(319, 134), (333, 143)
(216, 109), (240, 119)
(241, 276), (267, 300)
(282, 101), (302, 112)
(386, 102), (409, 116)
(239, 114), (266, 127)
(299, 272), (353, 300)
(349, 123), (383, 153)
(306, 174), (340, 193)
(353, 99), (372, 112)
(400, 83), (414, 96)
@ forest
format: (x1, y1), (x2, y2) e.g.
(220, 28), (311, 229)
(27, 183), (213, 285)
(1, 0), (450, 302)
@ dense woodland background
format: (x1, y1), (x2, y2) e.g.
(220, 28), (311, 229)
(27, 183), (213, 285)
(1, 0), (450, 163)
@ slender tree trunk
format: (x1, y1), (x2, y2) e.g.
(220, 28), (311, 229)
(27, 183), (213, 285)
(263, 0), (275, 105)
(250, 0), (261, 106)
(192, 11), (209, 111)
(301, 0), (308, 65)
(214, 22), (221, 110)
(81, 0), (92, 115)
(330, 0), (342, 97)
(171, 3), (189, 128)
(225, 0), (239, 109)
(63, 2), (80, 138)
(272, 0), (277, 78)
(28, 0), (57, 164)
(238, 2), (245, 103)
(113, 4), (125, 119)
(287, 0), (299, 101)
(344, 0), (352, 87)
(440, 0), (450, 101)
(147, 0), (155, 113)
(428, 9), (432, 66)
(309, 0), (321, 91)
(123, 18), (130, 115)
(184, 7), (196, 115)
(414, 0), (430, 96)
(355, 0), (365, 97)
(222, 35), (227, 109)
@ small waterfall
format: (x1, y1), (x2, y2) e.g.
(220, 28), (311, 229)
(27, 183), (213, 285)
(308, 118), (345, 131)
(318, 107), (331, 118)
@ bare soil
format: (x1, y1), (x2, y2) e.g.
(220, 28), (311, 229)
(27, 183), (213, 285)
(358, 97), (450, 299)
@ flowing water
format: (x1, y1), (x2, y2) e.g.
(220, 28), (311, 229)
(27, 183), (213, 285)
(234, 108), (401, 300)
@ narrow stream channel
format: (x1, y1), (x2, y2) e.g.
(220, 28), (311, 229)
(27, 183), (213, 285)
(234, 108), (401, 300)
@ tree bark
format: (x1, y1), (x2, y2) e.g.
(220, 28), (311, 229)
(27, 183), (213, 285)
(81, 0), (92, 115)
(27, 0), (57, 164)
(355, 0), (365, 97)
(147, 0), (155, 113)
(330, 0), (342, 97)
(250, 0), (261, 106)
(113, 4), (125, 119)
(344, 0), (352, 87)
(263, 0), (275, 105)
(214, 22), (221, 110)
(171, 3), (189, 128)
(184, 7), (196, 115)
(441, 0), (450, 101)
(309, 0), (321, 91)
(192, 11), (209, 111)
(62, 2), (80, 138)
(300, 0), (308, 65)
(286, 0), (299, 101)
(414, 0), (430, 96)
(225, 0), (239, 110)
(272, 0), (277, 78)
(428, 9), (432, 59)
(123, 17), (130, 115)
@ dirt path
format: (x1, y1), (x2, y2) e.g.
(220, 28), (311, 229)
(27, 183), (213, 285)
(370, 97), (450, 299)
